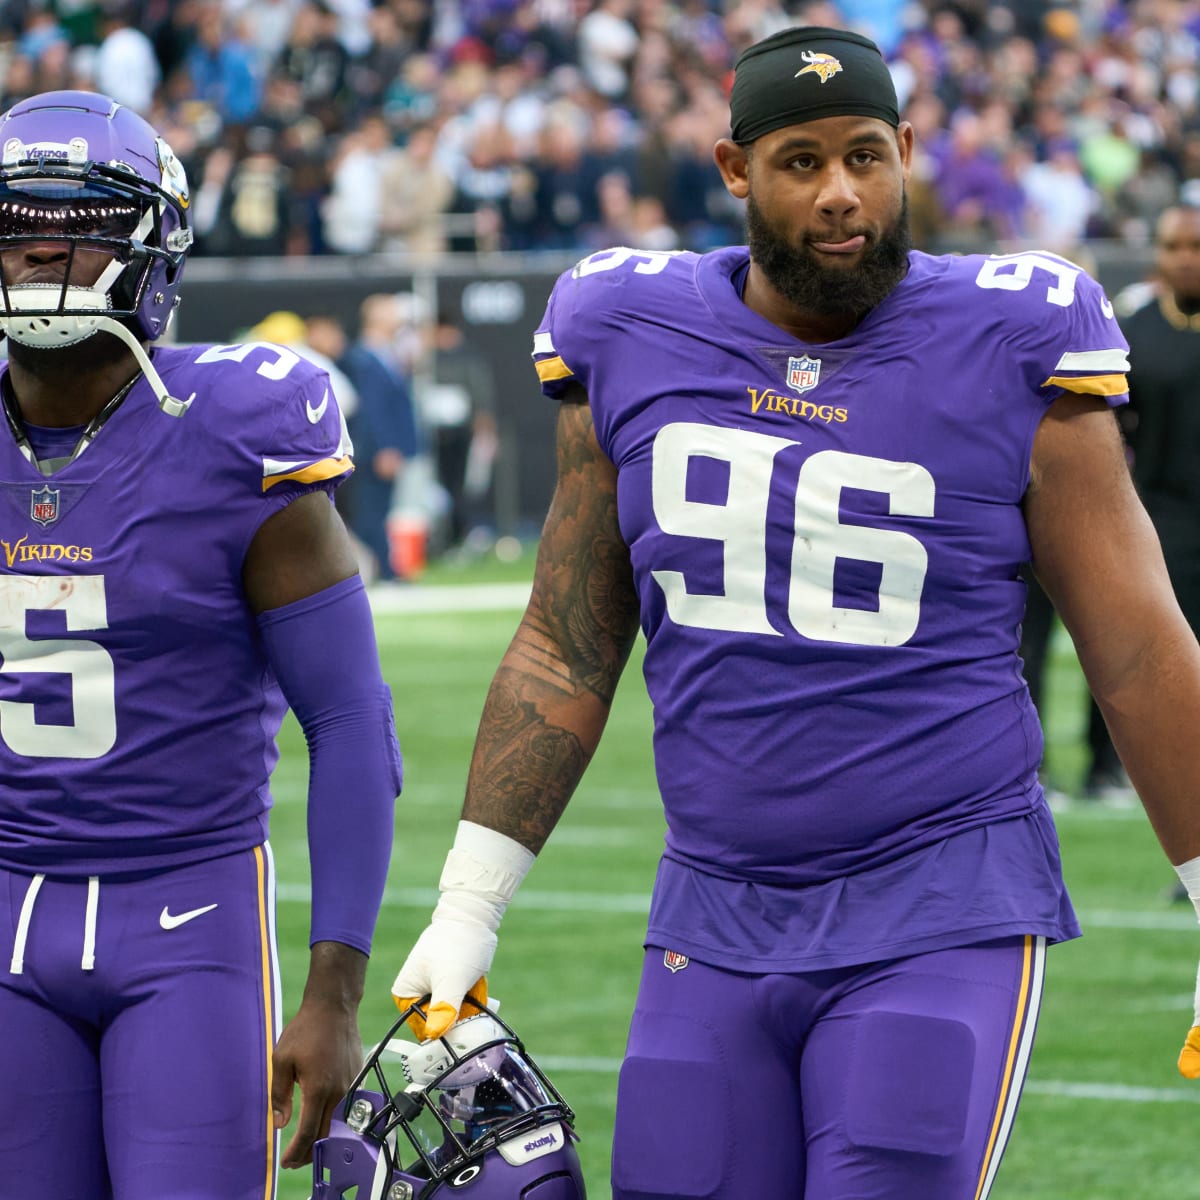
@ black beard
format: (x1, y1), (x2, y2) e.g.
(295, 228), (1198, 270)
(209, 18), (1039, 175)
(745, 193), (912, 319)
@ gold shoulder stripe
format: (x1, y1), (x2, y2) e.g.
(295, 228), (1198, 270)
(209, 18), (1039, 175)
(262, 455), (354, 492)
(534, 355), (574, 383)
(1041, 373), (1129, 397)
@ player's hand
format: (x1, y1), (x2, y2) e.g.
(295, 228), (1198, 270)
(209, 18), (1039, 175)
(272, 941), (367, 1168)
(391, 917), (495, 1040)
(271, 993), (362, 1168)
(394, 820), (535, 1040)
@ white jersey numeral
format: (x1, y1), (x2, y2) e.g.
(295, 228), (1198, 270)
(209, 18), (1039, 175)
(0, 575), (117, 758)
(650, 423), (935, 647)
(195, 341), (302, 380)
(974, 252), (1080, 307)
(573, 246), (684, 277)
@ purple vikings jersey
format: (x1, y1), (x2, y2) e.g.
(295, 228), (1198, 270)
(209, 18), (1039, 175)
(0, 342), (352, 874)
(533, 246), (1130, 971)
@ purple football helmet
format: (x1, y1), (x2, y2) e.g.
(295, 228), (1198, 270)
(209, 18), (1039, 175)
(312, 997), (587, 1200)
(0, 91), (194, 412)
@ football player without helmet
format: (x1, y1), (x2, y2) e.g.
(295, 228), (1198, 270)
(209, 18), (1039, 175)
(312, 997), (587, 1200)
(0, 90), (194, 414)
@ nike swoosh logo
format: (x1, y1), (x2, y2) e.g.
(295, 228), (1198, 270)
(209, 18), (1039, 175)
(159, 903), (218, 930)
(306, 388), (330, 424)
(1101, 296), (1115, 319)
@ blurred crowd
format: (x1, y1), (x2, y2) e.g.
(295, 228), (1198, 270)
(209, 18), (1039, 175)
(2, 0), (1199, 260)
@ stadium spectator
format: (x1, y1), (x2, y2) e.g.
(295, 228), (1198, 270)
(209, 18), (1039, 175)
(341, 293), (423, 582)
(1116, 147), (1181, 244)
(381, 48), (441, 132)
(0, 89), (400, 1195)
(0, 54), (39, 111)
(16, 10), (69, 65)
(930, 107), (1024, 247)
(321, 111), (393, 254)
(663, 101), (747, 248)
(182, 3), (262, 127)
(193, 127), (293, 257)
(273, 0), (351, 130)
(229, 0), (301, 77)
(1020, 137), (1101, 252)
(92, 1), (160, 115)
(416, 307), (498, 556)
(390, 24), (1200, 1200)
(577, 0), (640, 100)
(345, 3), (413, 117)
(445, 117), (520, 254)
(1124, 203), (1200, 681)
(527, 106), (599, 251)
(378, 122), (456, 258)
(631, 193), (681, 249)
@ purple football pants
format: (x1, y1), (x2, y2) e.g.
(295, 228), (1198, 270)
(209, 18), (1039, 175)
(0, 845), (282, 1200)
(613, 936), (1045, 1200)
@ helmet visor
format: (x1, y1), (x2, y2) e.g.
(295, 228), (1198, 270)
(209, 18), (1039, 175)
(0, 181), (143, 241)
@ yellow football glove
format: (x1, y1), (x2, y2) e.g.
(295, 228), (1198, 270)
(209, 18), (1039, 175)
(394, 976), (491, 1042)
(1179, 1026), (1200, 1079)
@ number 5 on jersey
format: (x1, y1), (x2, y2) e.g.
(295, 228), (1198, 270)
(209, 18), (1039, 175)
(650, 422), (935, 647)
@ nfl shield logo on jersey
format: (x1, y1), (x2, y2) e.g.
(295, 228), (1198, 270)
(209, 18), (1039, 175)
(663, 949), (690, 973)
(786, 355), (822, 395)
(30, 485), (59, 527)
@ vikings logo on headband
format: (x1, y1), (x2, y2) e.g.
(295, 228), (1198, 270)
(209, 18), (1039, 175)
(729, 25), (900, 144)
(795, 51), (843, 84)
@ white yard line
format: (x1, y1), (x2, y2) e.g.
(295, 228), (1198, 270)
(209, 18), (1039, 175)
(1022, 1080), (1200, 1104)
(368, 581), (532, 614)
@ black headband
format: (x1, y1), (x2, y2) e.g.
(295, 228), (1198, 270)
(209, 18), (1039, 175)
(730, 26), (900, 144)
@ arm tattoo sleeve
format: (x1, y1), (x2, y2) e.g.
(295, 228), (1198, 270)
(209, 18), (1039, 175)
(463, 396), (641, 851)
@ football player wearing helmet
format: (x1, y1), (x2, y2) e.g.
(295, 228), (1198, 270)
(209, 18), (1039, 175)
(312, 998), (587, 1200)
(391, 23), (1200, 1200)
(0, 93), (402, 1198)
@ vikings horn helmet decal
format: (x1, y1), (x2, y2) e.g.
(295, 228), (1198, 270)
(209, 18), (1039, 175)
(312, 996), (587, 1200)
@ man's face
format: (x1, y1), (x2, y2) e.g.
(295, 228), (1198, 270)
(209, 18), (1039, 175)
(725, 116), (913, 317)
(1155, 208), (1200, 306)
(0, 191), (139, 293)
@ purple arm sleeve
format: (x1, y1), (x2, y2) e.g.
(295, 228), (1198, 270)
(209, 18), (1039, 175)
(257, 575), (402, 955)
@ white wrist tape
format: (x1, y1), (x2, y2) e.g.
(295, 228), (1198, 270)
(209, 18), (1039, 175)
(433, 820), (536, 933)
(1174, 856), (1200, 923)
(1176, 857), (1200, 1025)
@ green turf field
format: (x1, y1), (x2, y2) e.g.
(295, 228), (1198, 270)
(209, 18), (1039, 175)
(274, 561), (1200, 1200)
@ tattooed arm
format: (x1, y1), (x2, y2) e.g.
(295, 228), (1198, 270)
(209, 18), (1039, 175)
(391, 387), (642, 1035)
(463, 387), (641, 849)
